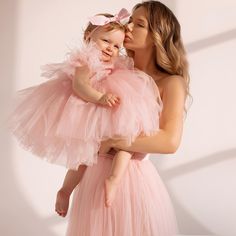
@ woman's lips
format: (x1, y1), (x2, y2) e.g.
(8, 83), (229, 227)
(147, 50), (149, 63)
(124, 35), (132, 41)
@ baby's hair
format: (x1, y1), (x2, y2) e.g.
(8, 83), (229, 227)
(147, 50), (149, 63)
(83, 13), (126, 42)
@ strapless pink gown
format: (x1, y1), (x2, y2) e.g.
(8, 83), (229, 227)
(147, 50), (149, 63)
(66, 153), (179, 236)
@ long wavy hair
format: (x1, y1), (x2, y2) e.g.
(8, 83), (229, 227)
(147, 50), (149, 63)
(131, 1), (192, 112)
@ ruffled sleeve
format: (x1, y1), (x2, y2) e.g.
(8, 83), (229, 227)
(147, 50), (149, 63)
(40, 42), (108, 81)
(113, 55), (134, 71)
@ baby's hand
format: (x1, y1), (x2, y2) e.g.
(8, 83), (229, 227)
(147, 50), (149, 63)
(98, 93), (120, 107)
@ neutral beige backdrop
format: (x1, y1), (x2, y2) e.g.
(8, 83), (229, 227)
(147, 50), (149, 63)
(1, 0), (236, 236)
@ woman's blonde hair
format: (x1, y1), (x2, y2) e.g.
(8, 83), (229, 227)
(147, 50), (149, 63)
(83, 13), (125, 42)
(132, 1), (192, 112)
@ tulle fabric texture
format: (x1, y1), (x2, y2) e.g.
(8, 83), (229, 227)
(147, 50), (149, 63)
(66, 153), (179, 236)
(8, 43), (162, 170)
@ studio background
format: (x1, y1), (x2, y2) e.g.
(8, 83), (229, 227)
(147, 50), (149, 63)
(1, 0), (236, 235)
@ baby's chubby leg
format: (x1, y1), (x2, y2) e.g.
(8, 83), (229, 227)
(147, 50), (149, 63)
(55, 165), (87, 217)
(105, 150), (133, 207)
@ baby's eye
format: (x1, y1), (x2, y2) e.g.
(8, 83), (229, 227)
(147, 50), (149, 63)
(114, 45), (119, 49)
(103, 39), (109, 42)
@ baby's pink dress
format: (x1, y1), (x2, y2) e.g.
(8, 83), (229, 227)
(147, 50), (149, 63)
(8, 44), (162, 170)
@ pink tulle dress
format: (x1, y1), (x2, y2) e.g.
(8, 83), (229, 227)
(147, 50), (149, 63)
(65, 152), (179, 236)
(8, 43), (162, 170)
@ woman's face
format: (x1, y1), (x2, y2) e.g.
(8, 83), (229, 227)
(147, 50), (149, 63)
(124, 6), (153, 51)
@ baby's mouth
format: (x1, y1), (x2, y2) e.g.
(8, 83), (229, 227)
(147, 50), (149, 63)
(102, 51), (111, 57)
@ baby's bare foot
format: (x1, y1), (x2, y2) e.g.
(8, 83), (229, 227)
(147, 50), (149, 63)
(55, 189), (71, 217)
(104, 177), (119, 207)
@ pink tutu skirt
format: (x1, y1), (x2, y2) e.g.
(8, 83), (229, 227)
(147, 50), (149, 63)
(8, 45), (162, 170)
(66, 153), (179, 236)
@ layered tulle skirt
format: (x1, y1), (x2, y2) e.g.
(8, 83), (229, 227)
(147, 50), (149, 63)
(66, 153), (178, 236)
(8, 68), (162, 170)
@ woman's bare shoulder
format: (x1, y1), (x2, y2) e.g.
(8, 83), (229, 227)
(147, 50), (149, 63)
(164, 75), (186, 92)
(154, 74), (186, 98)
(159, 75), (187, 117)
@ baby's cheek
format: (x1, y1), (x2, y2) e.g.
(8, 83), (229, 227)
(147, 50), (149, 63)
(113, 51), (119, 57)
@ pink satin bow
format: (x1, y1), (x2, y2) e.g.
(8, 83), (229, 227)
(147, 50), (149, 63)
(88, 8), (130, 26)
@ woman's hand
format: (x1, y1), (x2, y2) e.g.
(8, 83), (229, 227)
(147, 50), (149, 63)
(99, 139), (114, 154)
(99, 138), (132, 155)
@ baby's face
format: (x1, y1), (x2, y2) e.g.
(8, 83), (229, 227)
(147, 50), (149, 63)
(91, 28), (125, 62)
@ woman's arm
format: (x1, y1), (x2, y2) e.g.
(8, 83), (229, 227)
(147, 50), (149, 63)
(111, 76), (187, 154)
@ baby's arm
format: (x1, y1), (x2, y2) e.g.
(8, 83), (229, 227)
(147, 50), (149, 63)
(73, 66), (119, 106)
(73, 66), (103, 103)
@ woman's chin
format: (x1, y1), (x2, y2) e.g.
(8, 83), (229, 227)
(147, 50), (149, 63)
(123, 41), (133, 50)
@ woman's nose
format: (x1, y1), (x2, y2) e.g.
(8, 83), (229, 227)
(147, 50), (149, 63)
(125, 22), (133, 32)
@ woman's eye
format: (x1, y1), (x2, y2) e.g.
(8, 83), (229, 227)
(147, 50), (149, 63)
(114, 45), (119, 49)
(137, 23), (144, 27)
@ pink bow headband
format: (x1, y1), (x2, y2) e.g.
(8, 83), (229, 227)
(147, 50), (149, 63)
(88, 8), (130, 26)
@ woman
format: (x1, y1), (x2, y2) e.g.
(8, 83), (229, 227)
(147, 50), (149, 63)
(63, 1), (190, 235)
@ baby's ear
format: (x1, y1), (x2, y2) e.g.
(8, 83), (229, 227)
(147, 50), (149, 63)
(84, 31), (91, 42)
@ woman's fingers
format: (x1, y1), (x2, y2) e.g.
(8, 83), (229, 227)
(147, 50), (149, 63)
(99, 139), (112, 154)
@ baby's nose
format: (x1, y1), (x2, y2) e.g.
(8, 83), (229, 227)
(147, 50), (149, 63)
(107, 45), (112, 51)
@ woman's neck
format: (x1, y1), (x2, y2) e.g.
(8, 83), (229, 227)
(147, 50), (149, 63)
(133, 48), (167, 82)
(133, 48), (157, 75)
